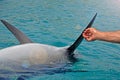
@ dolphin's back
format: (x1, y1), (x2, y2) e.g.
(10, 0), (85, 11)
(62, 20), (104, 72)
(0, 43), (68, 66)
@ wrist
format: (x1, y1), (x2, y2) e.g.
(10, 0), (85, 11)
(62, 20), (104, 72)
(94, 30), (105, 40)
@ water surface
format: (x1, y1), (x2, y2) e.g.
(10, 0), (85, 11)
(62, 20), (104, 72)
(0, 0), (120, 80)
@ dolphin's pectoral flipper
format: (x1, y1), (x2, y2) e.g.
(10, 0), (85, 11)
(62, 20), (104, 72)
(68, 13), (97, 53)
(1, 20), (33, 44)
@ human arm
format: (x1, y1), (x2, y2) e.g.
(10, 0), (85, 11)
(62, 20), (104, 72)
(82, 28), (120, 43)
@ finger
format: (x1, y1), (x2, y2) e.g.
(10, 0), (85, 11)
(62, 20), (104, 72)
(84, 30), (92, 36)
(86, 37), (93, 41)
(82, 33), (88, 38)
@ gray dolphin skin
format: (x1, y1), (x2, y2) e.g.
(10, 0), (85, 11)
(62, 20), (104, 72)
(0, 13), (97, 63)
(1, 20), (32, 44)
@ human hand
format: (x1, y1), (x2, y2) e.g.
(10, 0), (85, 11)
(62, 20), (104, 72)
(82, 28), (98, 41)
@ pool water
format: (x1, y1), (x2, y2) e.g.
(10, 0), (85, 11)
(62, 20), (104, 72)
(0, 0), (120, 80)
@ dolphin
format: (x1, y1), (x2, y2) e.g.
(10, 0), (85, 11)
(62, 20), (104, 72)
(0, 13), (97, 69)
(0, 14), (97, 80)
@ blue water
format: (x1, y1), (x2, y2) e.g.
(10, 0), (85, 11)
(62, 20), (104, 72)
(0, 0), (120, 80)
